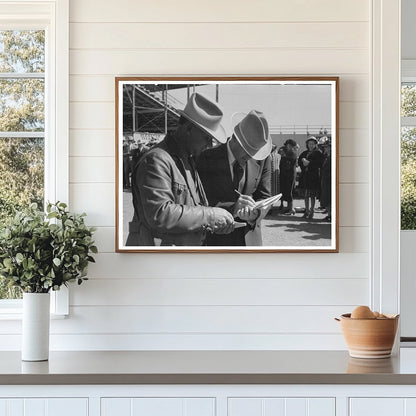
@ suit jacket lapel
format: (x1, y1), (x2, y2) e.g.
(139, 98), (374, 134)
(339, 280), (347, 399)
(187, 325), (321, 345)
(213, 144), (235, 197)
(243, 159), (261, 195)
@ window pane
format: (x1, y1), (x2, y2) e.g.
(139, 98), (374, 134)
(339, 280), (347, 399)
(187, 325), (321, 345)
(0, 137), (44, 218)
(401, 126), (416, 230)
(0, 30), (45, 73)
(0, 79), (44, 131)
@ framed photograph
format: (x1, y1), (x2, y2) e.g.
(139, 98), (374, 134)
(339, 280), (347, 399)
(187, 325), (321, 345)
(116, 77), (339, 253)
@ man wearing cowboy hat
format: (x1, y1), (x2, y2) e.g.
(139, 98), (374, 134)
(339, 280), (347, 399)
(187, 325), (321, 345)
(126, 92), (235, 246)
(197, 110), (272, 246)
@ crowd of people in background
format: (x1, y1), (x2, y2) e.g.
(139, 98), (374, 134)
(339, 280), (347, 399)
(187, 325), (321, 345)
(270, 134), (332, 222)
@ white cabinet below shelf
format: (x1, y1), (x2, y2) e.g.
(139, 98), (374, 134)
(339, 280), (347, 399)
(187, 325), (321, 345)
(228, 397), (335, 416)
(101, 397), (215, 416)
(350, 398), (416, 416)
(0, 398), (88, 416)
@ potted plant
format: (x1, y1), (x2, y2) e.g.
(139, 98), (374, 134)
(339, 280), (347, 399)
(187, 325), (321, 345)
(0, 202), (97, 361)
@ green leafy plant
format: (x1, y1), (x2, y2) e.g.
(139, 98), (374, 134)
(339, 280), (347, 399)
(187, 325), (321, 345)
(0, 202), (97, 293)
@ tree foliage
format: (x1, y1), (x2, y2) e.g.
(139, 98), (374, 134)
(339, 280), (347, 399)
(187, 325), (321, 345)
(401, 125), (416, 230)
(401, 85), (416, 117)
(0, 30), (45, 298)
(0, 138), (44, 222)
(402, 158), (416, 230)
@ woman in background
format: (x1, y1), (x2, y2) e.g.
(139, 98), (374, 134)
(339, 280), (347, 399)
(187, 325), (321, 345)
(298, 137), (324, 219)
(278, 139), (298, 215)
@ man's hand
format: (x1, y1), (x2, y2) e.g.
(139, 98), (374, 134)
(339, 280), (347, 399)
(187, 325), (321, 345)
(211, 207), (235, 234)
(236, 207), (259, 223)
(233, 194), (255, 216)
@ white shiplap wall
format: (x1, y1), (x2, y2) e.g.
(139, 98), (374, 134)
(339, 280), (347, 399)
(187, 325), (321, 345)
(50, 0), (372, 350)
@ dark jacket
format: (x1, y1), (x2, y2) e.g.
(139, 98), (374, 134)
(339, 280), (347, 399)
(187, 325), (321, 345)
(320, 154), (331, 207)
(197, 143), (271, 246)
(278, 146), (298, 202)
(298, 148), (324, 192)
(126, 134), (218, 246)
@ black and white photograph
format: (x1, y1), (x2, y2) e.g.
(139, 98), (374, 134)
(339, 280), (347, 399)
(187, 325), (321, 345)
(116, 77), (338, 252)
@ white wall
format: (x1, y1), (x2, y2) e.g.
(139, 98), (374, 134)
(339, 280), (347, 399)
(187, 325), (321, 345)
(36, 0), (373, 350)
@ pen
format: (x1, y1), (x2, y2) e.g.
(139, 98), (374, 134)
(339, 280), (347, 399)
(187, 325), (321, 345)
(235, 189), (242, 197)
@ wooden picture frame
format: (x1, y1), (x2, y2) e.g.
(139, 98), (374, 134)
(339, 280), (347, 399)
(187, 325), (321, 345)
(115, 77), (339, 253)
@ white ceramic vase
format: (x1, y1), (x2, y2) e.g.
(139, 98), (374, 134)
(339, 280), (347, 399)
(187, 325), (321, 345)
(22, 292), (50, 361)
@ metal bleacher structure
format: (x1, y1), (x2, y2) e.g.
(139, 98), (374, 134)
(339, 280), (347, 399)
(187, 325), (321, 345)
(122, 83), (331, 146)
(123, 84), (198, 140)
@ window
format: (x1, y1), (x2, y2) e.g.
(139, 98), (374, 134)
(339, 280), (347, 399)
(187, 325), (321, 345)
(0, 0), (69, 314)
(0, 29), (45, 299)
(401, 69), (416, 230)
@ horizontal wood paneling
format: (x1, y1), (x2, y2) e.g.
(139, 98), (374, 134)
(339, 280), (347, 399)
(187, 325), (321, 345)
(70, 103), (114, 129)
(339, 156), (369, 183)
(52, 332), (345, 350)
(0, 306), (351, 335)
(86, 252), (369, 279)
(339, 183), (369, 227)
(93, 227), (115, 253)
(0, 333), (348, 351)
(69, 74), (369, 103)
(71, 278), (368, 306)
(70, 22), (368, 50)
(69, 183), (114, 226)
(49, 305), (350, 334)
(69, 0), (369, 23)
(69, 130), (115, 157)
(339, 227), (369, 252)
(339, 102), (369, 129)
(70, 49), (368, 76)
(338, 129), (369, 157)
(70, 76), (115, 102)
(70, 157), (114, 183)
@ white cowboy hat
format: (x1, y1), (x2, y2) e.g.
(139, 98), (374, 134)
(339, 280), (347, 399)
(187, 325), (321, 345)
(178, 92), (227, 143)
(233, 110), (272, 160)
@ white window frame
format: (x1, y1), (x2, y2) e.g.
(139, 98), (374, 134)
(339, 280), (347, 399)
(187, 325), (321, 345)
(371, 0), (401, 324)
(0, 0), (69, 317)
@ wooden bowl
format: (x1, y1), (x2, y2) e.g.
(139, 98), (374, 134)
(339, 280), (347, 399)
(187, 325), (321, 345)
(337, 313), (399, 359)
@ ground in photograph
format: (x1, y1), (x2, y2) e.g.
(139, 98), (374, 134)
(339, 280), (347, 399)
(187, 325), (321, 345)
(123, 192), (331, 247)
